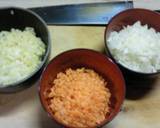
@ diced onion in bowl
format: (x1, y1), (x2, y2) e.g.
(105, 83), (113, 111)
(0, 27), (46, 87)
(107, 21), (160, 73)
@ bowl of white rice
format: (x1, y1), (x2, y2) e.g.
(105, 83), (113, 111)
(0, 7), (50, 92)
(105, 8), (160, 76)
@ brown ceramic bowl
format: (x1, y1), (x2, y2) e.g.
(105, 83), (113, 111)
(39, 49), (125, 128)
(105, 8), (160, 76)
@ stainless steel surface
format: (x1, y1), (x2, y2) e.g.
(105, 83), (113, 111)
(30, 1), (133, 25)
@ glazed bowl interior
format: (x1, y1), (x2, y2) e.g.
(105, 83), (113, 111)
(0, 7), (50, 92)
(105, 8), (160, 76)
(39, 49), (125, 128)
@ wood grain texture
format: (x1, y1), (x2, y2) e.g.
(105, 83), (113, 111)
(0, 26), (160, 128)
(0, 1), (160, 128)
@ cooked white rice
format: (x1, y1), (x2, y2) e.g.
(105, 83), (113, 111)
(107, 21), (160, 73)
(0, 27), (46, 87)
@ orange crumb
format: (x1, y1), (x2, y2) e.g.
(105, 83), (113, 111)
(48, 68), (111, 128)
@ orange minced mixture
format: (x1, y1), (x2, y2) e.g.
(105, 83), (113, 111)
(48, 68), (111, 128)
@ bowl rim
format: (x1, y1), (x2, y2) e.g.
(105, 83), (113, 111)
(39, 48), (126, 128)
(0, 7), (51, 89)
(104, 8), (160, 75)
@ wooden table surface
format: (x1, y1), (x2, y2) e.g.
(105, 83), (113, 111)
(0, 1), (160, 128)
